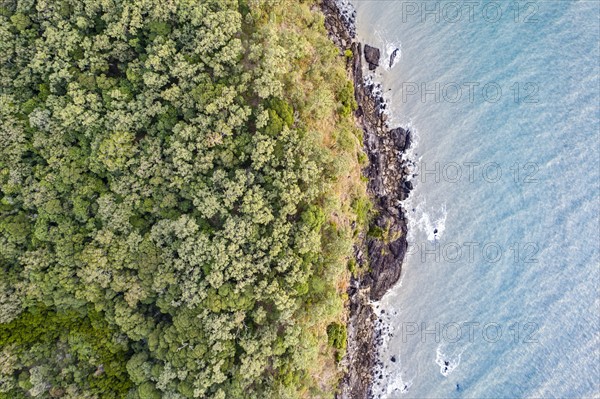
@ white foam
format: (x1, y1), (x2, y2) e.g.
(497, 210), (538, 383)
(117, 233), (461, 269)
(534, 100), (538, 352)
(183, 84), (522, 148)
(435, 344), (464, 377)
(371, 344), (416, 398)
(402, 192), (448, 242)
(392, 123), (448, 243)
(384, 369), (415, 397)
(374, 29), (402, 70)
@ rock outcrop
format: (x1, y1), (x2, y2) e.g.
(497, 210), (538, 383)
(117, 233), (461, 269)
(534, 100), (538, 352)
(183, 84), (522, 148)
(364, 44), (380, 70)
(321, 1), (413, 398)
(355, 44), (410, 302)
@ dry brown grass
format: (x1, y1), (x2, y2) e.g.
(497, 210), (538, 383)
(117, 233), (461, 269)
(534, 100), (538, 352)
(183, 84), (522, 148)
(258, 1), (371, 396)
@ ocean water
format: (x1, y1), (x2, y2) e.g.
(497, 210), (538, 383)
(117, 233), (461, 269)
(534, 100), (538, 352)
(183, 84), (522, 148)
(350, 1), (600, 398)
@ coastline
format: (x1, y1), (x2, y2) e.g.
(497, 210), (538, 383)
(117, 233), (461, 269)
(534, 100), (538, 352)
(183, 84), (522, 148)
(321, 1), (412, 397)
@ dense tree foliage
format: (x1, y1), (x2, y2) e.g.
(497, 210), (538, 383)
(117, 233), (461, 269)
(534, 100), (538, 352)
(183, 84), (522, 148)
(0, 0), (366, 397)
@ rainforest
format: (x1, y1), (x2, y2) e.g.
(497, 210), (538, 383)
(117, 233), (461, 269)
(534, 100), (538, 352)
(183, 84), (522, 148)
(0, 0), (368, 398)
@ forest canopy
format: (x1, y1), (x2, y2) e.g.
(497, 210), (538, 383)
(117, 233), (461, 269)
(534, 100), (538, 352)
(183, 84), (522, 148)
(0, 0), (367, 398)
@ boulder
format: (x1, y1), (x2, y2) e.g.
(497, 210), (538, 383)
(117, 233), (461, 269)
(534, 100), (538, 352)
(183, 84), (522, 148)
(364, 44), (380, 70)
(389, 127), (409, 151)
(389, 48), (399, 68)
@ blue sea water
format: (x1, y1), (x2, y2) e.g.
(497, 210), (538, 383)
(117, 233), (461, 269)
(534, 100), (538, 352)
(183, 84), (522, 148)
(350, 1), (600, 398)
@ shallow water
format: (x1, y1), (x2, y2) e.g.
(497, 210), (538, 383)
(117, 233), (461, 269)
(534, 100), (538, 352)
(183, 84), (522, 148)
(351, 1), (600, 397)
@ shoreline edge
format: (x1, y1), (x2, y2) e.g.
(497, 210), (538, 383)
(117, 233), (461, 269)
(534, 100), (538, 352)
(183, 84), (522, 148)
(321, 1), (413, 397)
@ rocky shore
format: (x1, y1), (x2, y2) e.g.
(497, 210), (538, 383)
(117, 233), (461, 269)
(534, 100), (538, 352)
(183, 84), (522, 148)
(321, 0), (412, 397)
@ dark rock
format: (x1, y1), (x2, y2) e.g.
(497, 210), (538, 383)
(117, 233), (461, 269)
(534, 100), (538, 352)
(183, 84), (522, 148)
(389, 48), (400, 68)
(389, 127), (408, 151)
(321, 0), (356, 41)
(391, 356), (396, 363)
(340, 288), (377, 399)
(364, 44), (381, 70)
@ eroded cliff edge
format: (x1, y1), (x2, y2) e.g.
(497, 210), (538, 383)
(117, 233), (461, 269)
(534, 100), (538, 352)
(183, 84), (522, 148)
(321, 1), (412, 397)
